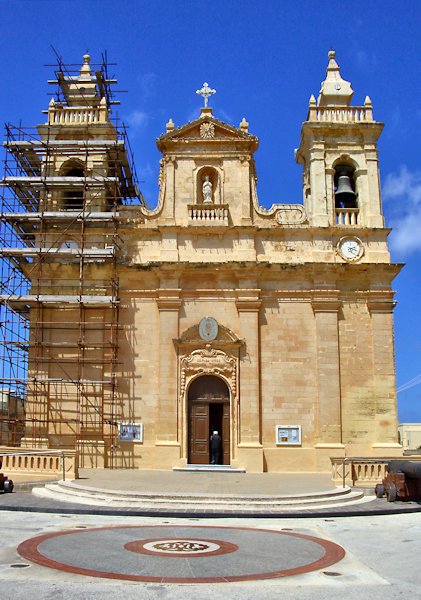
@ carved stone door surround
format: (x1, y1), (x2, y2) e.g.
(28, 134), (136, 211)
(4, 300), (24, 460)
(175, 322), (243, 463)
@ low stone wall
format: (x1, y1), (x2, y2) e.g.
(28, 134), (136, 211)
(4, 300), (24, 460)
(331, 456), (421, 487)
(0, 447), (79, 480)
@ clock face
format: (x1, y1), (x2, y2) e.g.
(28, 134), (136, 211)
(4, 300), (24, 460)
(337, 237), (363, 261)
(199, 317), (218, 341)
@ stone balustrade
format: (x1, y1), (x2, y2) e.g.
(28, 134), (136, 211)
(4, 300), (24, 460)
(48, 106), (108, 126)
(188, 204), (229, 225)
(331, 457), (421, 487)
(308, 105), (373, 123)
(0, 447), (79, 479)
(335, 207), (359, 225)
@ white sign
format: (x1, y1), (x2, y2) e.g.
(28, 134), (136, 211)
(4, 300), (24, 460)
(118, 423), (143, 443)
(276, 425), (301, 446)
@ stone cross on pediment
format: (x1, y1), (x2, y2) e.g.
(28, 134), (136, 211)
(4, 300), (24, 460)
(196, 82), (216, 108)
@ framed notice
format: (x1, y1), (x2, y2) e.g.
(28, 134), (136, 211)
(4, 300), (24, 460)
(275, 425), (301, 446)
(118, 423), (143, 443)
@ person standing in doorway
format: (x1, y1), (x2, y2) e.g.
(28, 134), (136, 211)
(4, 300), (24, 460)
(210, 430), (222, 465)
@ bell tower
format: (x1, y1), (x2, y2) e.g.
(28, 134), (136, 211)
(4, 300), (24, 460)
(296, 51), (384, 228)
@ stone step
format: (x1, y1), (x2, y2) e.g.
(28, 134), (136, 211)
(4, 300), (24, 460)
(32, 480), (368, 510)
(173, 465), (246, 473)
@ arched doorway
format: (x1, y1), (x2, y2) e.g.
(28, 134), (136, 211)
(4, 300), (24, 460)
(188, 375), (230, 465)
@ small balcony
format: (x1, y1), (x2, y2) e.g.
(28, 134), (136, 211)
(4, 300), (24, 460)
(188, 203), (229, 226)
(335, 208), (359, 226)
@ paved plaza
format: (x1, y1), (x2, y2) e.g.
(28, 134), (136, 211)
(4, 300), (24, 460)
(0, 508), (420, 599)
(1, 470), (421, 598)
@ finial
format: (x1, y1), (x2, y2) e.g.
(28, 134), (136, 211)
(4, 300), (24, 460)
(196, 82), (216, 108)
(364, 96), (373, 120)
(309, 94), (316, 106)
(240, 117), (249, 132)
(328, 49), (336, 60)
(80, 53), (92, 77)
(166, 118), (175, 132)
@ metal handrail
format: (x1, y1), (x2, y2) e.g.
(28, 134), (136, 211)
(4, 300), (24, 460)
(0, 450), (67, 481)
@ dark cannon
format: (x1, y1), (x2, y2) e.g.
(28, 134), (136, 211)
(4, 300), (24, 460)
(375, 460), (421, 502)
(0, 458), (14, 493)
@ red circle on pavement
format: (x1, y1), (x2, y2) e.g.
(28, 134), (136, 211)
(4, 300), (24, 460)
(17, 525), (346, 583)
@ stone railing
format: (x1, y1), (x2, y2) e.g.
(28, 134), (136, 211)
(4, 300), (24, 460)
(335, 208), (359, 225)
(188, 204), (229, 225)
(0, 447), (79, 480)
(308, 105), (373, 123)
(48, 105), (108, 126)
(331, 457), (421, 487)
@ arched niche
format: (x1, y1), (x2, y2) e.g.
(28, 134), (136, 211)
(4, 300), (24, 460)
(195, 166), (220, 204)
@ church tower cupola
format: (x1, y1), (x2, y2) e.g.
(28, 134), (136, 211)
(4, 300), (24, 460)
(57, 53), (101, 107)
(318, 50), (354, 107)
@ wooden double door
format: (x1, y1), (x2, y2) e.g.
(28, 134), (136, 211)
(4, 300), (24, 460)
(188, 375), (230, 465)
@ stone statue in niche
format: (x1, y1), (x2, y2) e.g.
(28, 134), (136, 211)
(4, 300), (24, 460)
(202, 175), (213, 204)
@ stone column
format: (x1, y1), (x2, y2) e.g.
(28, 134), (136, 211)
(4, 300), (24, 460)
(235, 291), (263, 472)
(368, 299), (402, 456)
(312, 297), (345, 468)
(155, 289), (182, 468)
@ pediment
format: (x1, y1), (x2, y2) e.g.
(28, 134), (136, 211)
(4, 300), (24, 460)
(157, 114), (258, 152)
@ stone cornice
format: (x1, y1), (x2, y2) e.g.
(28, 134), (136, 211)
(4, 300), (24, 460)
(235, 299), (262, 312)
(311, 298), (342, 313)
(367, 299), (397, 314)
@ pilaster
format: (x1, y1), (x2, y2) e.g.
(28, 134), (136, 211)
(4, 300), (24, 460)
(312, 297), (342, 446)
(235, 290), (263, 471)
(155, 288), (182, 466)
(368, 298), (401, 452)
(308, 143), (329, 226)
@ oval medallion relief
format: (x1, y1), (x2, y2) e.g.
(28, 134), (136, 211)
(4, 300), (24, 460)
(199, 317), (218, 341)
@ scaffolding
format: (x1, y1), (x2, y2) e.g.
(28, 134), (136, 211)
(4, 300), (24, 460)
(0, 53), (144, 465)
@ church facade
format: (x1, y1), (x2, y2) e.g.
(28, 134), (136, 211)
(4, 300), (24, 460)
(0, 52), (402, 472)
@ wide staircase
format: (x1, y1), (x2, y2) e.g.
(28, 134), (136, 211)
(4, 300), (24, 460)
(32, 469), (370, 512)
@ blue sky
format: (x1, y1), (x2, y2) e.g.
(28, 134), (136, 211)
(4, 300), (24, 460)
(1, 0), (420, 421)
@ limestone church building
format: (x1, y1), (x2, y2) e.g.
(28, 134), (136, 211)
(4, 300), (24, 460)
(0, 51), (402, 472)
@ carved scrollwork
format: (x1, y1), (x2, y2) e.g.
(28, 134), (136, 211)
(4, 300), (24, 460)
(276, 204), (307, 225)
(180, 345), (237, 398)
(250, 177), (308, 224)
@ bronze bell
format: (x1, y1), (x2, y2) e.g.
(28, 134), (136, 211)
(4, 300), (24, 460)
(335, 173), (357, 207)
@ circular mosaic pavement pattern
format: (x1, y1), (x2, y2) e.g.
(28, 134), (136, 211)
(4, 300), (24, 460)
(18, 525), (345, 583)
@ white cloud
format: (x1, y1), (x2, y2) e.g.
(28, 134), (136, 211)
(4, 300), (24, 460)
(383, 166), (421, 255)
(125, 110), (150, 131)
